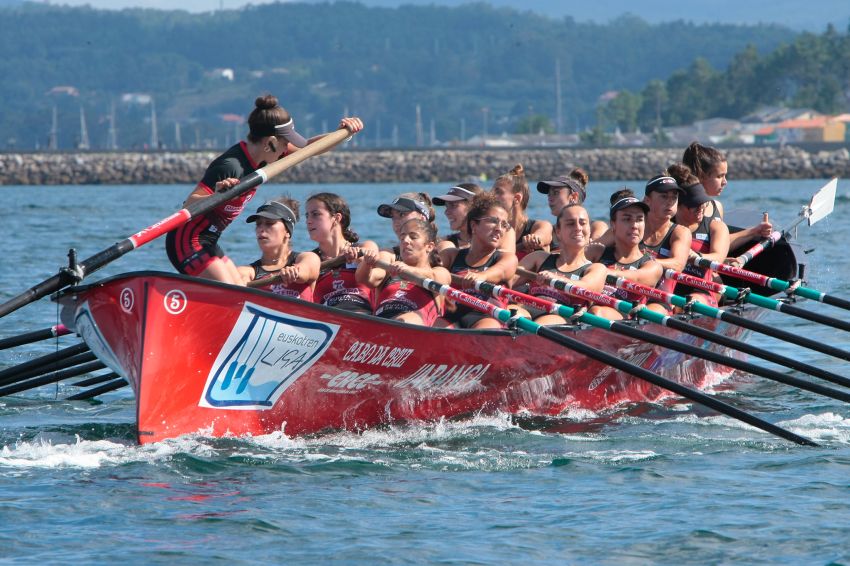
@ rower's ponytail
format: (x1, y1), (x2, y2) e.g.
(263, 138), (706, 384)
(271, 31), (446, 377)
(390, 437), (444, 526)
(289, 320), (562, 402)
(683, 141), (726, 180)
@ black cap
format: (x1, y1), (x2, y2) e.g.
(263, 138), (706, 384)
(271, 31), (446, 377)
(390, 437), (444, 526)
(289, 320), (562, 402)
(250, 117), (308, 148)
(246, 201), (297, 234)
(679, 183), (710, 208)
(377, 196), (430, 219)
(537, 176), (586, 202)
(610, 196), (650, 216)
(433, 186), (477, 205)
(645, 175), (684, 195)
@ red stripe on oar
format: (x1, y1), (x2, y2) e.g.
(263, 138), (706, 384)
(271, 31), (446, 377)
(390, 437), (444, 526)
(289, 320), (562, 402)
(703, 259), (771, 286)
(614, 278), (672, 303)
(128, 210), (192, 248)
(444, 286), (502, 318)
(665, 270), (725, 294)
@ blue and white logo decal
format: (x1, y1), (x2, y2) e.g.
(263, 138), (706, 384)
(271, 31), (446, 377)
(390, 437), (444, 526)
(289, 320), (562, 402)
(200, 302), (339, 410)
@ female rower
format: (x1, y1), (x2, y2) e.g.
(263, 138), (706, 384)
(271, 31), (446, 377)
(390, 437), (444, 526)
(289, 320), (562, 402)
(306, 192), (378, 315)
(433, 183), (484, 252)
(667, 164), (730, 306)
(237, 197), (319, 299)
(536, 167), (608, 243)
(491, 164), (552, 259)
(436, 193), (518, 329)
(376, 192), (437, 257)
(356, 219), (450, 326)
(640, 174), (693, 292)
(165, 94), (363, 284)
(510, 204), (607, 325)
(587, 189), (664, 320)
(682, 141), (771, 252)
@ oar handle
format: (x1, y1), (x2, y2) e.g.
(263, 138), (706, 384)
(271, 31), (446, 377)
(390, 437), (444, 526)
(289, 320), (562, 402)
(246, 254), (348, 289)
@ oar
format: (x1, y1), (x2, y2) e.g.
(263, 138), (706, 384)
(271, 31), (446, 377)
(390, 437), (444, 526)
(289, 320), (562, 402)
(245, 254), (347, 289)
(730, 178), (836, 266)
(0, 324), (71, 351)
(0, 127), (356, 319)
(385, 262), (817, 446)
(0, 343), (92, 386)
(606, 274), (850, 363)
(665, 268), (850, 333)
(71, 372), (121, 389)
(694, 256), (850, 312)
(0, 361), (107, 397)
(67, 377), (128, 401)
(515, 267), (850, 389)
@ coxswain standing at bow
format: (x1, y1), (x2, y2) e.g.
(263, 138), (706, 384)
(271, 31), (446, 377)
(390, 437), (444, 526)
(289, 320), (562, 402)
(306, 192), (378, 315)
(667, 164), (730, 306)
(237, 197), (319, 299)
(165, 94), (363, 284)
(640, 174), (693, 294)
(357, 219), (451, 326)
(437, 193), (518, 329)
(491, 164), (552, 260)
(587, 190), (664, 320)
(510, 204), (607, 325)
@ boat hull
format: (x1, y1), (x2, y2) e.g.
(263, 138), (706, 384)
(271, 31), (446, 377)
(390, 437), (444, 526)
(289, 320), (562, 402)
(56, 270), (766, 444)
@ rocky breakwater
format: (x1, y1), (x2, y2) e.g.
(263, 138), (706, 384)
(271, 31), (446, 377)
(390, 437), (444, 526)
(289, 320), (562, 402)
(1, 145), (849, 185)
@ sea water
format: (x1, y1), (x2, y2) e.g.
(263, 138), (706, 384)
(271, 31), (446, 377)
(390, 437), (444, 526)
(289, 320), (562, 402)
(1, 179), (850, 564)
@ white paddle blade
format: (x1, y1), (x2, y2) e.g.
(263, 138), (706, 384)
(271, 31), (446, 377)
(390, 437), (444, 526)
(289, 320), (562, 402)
(808, 177), (837, 226)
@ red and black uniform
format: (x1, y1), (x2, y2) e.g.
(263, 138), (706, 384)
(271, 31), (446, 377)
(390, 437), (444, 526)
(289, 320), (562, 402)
(249, 251), (313, 301)
(599, 246), (654, 306)
(675, 214), (719, 306)
(523, 254), (592, 319)
(443, 248), (506, 328)
(374, 274), (442, 326)
(166, 141), (259, 276)
(640, 223), (678, 293)
(313, 256), (374, 315)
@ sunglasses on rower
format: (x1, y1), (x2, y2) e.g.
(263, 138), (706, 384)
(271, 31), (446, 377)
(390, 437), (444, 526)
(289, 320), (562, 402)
(477, 216), (511, 230)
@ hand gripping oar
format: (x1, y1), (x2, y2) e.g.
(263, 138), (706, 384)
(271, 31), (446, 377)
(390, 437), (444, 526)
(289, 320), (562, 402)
(0, 325), (70, 351)
(731, 178), (836, 266)
(694, 256), (850, 313)
(665, 268), (850, 333)
(606, 274), (850, 363)
(514, 268), (850, 390)
(381, 262), (817, 446)
(0, 127), (356, 319)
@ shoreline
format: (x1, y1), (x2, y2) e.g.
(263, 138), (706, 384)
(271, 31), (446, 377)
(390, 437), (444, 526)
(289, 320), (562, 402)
(1, 145), (849, 185)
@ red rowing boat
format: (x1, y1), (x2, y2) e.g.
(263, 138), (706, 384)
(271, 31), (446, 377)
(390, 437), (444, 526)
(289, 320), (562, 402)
(53, 238), (803, 444)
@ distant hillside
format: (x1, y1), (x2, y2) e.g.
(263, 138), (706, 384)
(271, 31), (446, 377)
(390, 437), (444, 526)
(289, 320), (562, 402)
(0, 2), (798, 149)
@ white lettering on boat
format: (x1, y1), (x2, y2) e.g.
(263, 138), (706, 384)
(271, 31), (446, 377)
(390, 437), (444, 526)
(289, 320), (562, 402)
(342, 341), (414, 368)
(319, 370), (383, 394)
(199, 302), (339, 410)
(394, 363), (490, 393)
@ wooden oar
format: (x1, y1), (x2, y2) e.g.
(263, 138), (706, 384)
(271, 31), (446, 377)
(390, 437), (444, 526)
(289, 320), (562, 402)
(0, 324), (70, 351)
(606, 274), (850, 363)
(515, 267), (850, 389)
(730, 178), (836, 266)
(0, 127), (356, 319)
(383, 261), (817, 446)
(693, 256), (850, 312)
(245, 254), (347, 289)
(478, 276), (850, 404)
(665, 268), (850, 333)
